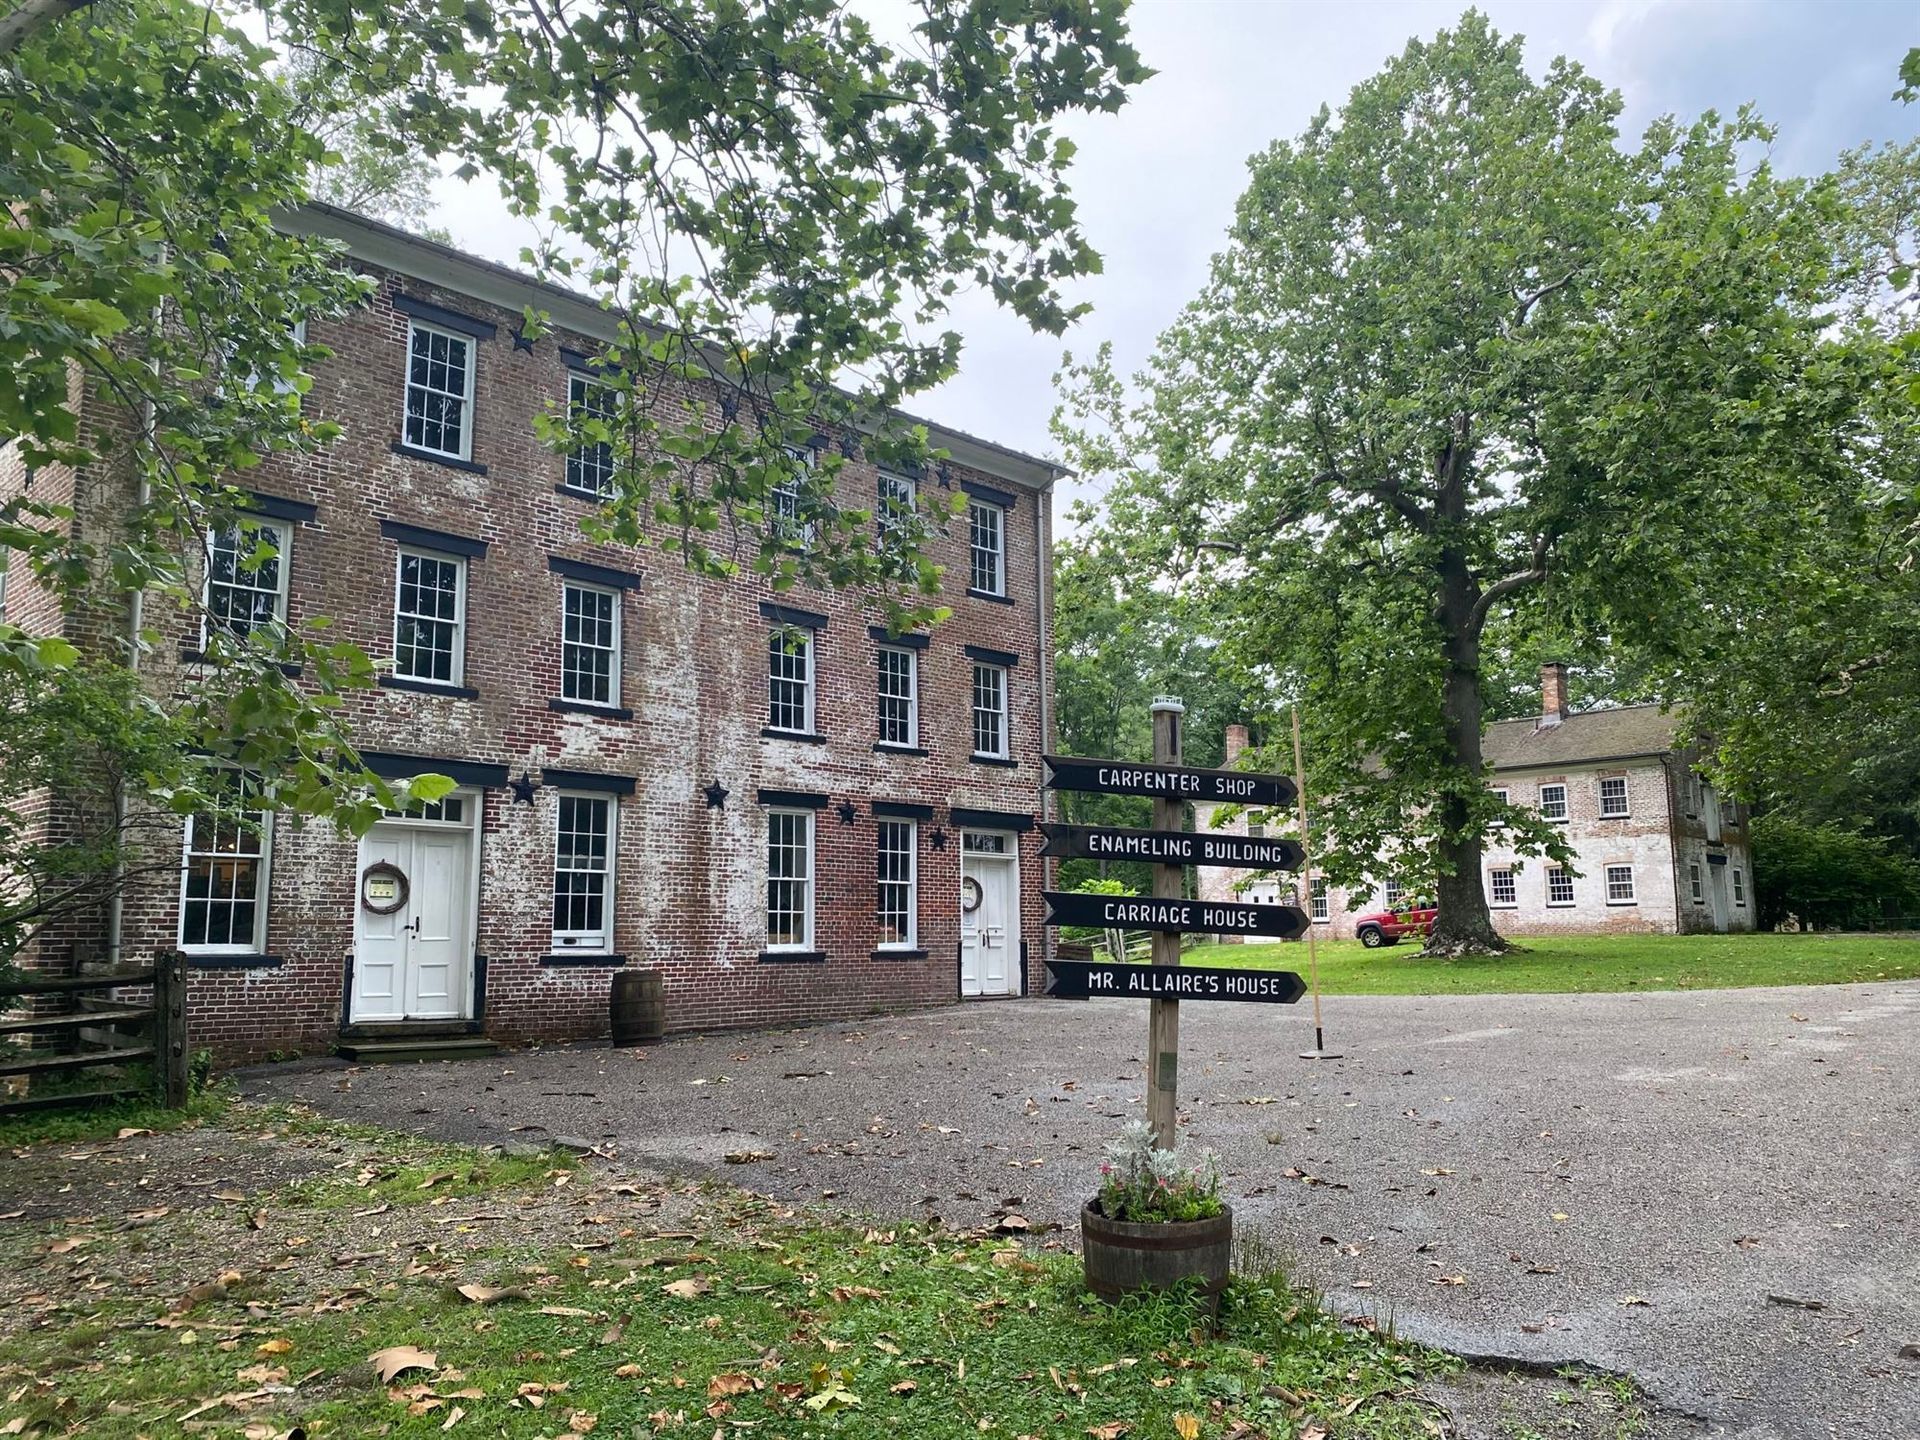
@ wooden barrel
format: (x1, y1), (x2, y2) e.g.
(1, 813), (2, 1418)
(609, 970), (665, 1045)
(1081, 1200), (1232, 1315)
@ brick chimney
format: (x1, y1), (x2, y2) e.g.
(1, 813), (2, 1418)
(1224, 723), (1249, 765)
(1539, 662), (1569, 728)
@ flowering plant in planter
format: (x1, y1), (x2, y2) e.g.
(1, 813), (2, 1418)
(1095, 1119), (1224, 1223)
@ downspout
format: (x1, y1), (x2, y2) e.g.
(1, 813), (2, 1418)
(1035, 467), (1058, 985)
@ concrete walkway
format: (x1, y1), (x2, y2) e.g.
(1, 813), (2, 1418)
(244, 979), (1920, 1438)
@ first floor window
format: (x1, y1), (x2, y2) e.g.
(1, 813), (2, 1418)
(1605, 864), (1636, 904)
(877, 819), (917, 948)
(561, 582), (620, 706)
(767, 809), (815, 949)
(1546, 866), (1576, 906)
(203, 518), (289, 645)
(552, 794), (615, 951)
(877, 645), (917, 747)
(1598, 776), (1630, 818)
(1539, 783), (1568, 822)
(768, 626), (815, 733)
(1383, 877), (1405, 910)
(968, 499), (1005, 595)
(179, 773), (271, 952)
(403, 320), (473, 459)
(1310, 877), (1329, 922)
(1489, 868), (1517, 907)
(393, 548), (466, 684)
(565, 372), (617, 496)
(1732, 868), (1746, 906)
(1690, 864), (1704, 904)
(971, 662), (1008, 757)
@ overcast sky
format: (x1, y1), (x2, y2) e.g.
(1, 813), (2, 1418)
(431, 0), (1920, 499)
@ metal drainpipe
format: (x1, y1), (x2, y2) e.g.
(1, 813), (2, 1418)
(1035, 468), (1056, 978)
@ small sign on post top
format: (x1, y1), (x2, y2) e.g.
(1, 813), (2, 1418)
(1043, 754), (1298, 808)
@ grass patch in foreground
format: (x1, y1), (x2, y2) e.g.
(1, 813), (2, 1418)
(0, 1137), (1451, 1438)
(1183, 930), (1920, 995)
(0, 1084), (231, 1148)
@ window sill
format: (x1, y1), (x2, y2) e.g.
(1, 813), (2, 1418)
(1605, 900), (1638, 907)
(179, 647), (303, 679)
(969, 754), (1018, 768)
(1488, 903), (1519, 910)
(873, 742), (928, 756)
(762, 727), (826, 744)
(553, 482), (612, 502)
(539, 952), (628, 967)
(1599, 813), (1631, 821)
(966, 588), (1015, 606)
(550, 698), (634, 720)
(759, 949), (826, 964)
(874, 947), (928, 960)
(392, 440), (488, 476)
(1545, 902), (1575, 909)
(184, 952), (283, 970)
(380, 676), (480, 699)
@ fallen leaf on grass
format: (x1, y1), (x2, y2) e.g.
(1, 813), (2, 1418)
(441, 1405), (466, 1430)
(369, 1346), (439, 1383)
(662, 1276), (711, 1300)
(417, 1171), (457, 1190)
(256, 1338), (293, 1355)
(455, 1284), (526, 1305)
(708, 1374), (754, 1398)
(1086, 1425), (1130, 1440)
(566, 1411), (597, 1433)
(116, 1127), (151, 1140)
(1300, 1425), (1328, 1440)
(1173, 1415), (1201, 1440)
(45, 1236), (89, 1255)
(890, 1380), (918, 1396)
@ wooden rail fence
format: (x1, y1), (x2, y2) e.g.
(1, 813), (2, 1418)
(0, 952), (189, 1116)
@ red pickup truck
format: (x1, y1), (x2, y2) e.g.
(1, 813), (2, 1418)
(1353, 903), (1437, 948)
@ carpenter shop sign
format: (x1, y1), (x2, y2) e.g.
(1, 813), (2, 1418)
(1043, 959), (1306, 1005)
(1043, 890), (1310, 941)
(1040, 822), (1304, 872)
(1043, 754), (1297, 808)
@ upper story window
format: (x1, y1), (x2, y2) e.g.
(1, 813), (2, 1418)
(1538, 783), (1568, 822)
(565, 373), (617, 497)
(1488, 868), (1517, 907)
(202, 519), (289, 647)
(1310, 877), (1329, 922)
(771, 446), (816, 548)
(971, 662), (1008, 758)
(403, 321), (474, 461)
(877, 818), (918, 950)
(393, 548), (467, 685)
(1546, 866), (1575, 906)
(877, 470), (916, 537)
(552, 793), (615, 953)
(1491, 786), (1509, 806)
(877, 644), (918, 748)
(1598, 776), (1629, 818)
(561, 582), (620, 708)
(1732, 867), (1746, 906)
(1605, 864), (1636, 904)
(178, 771), (271, 954)
(766, 808), (815, 951)
(767, 626), (815, 735)
(968, 499), (1005, 596)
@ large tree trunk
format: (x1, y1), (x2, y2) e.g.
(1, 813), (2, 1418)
(1422, 419), (1510, 957)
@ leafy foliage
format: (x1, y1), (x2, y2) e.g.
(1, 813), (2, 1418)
(1750, 816), (1920, 932)
(1097, 1118), (1225, 1224)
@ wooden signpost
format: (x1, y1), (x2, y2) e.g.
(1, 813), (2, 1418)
(1041, 705), (1307, 1148)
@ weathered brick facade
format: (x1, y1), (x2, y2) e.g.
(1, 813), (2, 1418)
(1199, 669), (1756, 939)
(4, 204), (1061, 1058)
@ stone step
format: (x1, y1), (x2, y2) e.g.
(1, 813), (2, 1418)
(334, 1037), (501, 1064)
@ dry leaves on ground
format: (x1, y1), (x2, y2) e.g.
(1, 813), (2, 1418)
(369, 1346), (438, 1384)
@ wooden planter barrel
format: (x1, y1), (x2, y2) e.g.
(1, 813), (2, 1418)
(609, 970), (665, 1045)
(1081, 1199), (1232, 1315)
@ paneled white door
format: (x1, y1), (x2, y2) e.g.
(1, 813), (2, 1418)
(352, 822), (473, 1022)
(960, 835), (1018, 998)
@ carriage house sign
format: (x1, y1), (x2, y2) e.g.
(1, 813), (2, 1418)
(1042, 890), (1310, 941)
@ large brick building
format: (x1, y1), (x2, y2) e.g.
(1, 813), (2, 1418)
(2, 203), (1063, 1058)
(1200, 665), (1755, 938)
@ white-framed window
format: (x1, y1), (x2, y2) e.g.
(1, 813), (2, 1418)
(1690, 864), (1704, 904)
(1539, 783), (1568, 822)
(393, 548), (467, 685)
(1598, 776), (1630, 818)
(177, 772), (272, 954)
(1732, 867), (1746, 906)
(1383, 877), (1405, 909)
(767, 626), (815, 734)
(1310, 877), (1329, 923)
(1491, 786), (1509, 806)
(971, 662), (1009, 758)
(552, 793), (615, 952)
(877, 470), (915, 537)
(771, 445), (815, 547)
(877, 645), (917, 747)
(963, 829), (1008, 854)
(272, 316), (308, 396)
(560, 581), (620, 707)
(1546, 866), (1575, 906)
(1489, 868), (1517, 907)
(565, 373), (617, 497)
(877, 818), (918, 949)
(766, 808), (815, 950)
(402, 321), (474, 460)
(201, 518), (289, 647)
(1605, 864), (1636, 904)
(968, 499), (1005, 596)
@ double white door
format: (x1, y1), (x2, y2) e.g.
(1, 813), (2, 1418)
(352, 823), (472, 1021)
(960, 834), (1019, 997)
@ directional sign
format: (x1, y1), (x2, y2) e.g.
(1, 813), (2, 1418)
(1044, 959), (1306, 1004)
(1040, 822), (1303, 872)
(1043, 890), (1310, 941)
(1043, 754), (1296, 808)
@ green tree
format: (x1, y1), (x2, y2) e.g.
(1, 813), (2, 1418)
(1057, 11), (1871, 954)
(1750, 816), (1920, 931)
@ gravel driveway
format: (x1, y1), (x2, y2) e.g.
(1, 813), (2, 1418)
(243, 979), (1920, 1438)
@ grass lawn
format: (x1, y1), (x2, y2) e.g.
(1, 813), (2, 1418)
(1181, 931), (1920, 996)
(0, 1101), (1458, 1439)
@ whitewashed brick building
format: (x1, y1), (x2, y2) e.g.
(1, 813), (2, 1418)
(1200, 665), (1755, 939)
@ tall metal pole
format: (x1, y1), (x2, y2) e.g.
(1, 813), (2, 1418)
(1147, 697), (1185, 1148)
(1292, 707), (1338, 1059)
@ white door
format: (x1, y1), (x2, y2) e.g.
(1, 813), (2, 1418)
(1706, 862), (1730, 934)
(960, 832), (1019, 998)
(352, 819), (473, 1022)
